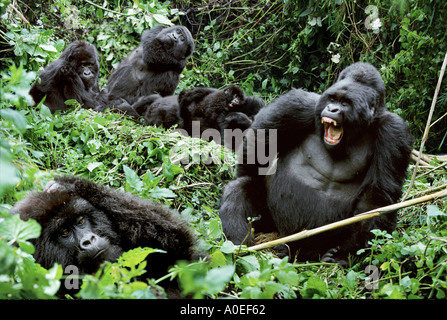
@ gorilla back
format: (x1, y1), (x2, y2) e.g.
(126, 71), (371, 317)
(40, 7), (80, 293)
(11, 176), (200, 297)
(219, 63), (413, 263)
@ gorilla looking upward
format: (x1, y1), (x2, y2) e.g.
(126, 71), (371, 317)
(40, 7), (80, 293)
(11, 176), (201, 297)
(29, 41), (102, 113)
(219, 63), (413, 263)
(101, 25), (194, 114)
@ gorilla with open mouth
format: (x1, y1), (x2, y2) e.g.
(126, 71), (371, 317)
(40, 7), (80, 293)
(219, 62), (413, 264)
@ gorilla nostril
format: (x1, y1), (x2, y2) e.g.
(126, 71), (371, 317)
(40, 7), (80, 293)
(328, 105), (340, 113)
(80, 234), (96, 250)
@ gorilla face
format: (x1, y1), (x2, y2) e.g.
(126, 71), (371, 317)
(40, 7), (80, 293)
(26, 194), (123, 274)
(224, 86), (244, 109)
(65, 42), (100, 91)
(77, 61), (98, 90)
(316, 63), (384, 150)
(55, 199), (123, 273)
(158, 26), (194, 60)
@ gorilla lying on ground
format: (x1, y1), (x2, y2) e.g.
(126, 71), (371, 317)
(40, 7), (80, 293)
(29, 41), (103, 113)
(178, 86), (264, 148)
(219, 63), (413, 264)
(132, 85), (264, 150)
(133, 94), (184, 129)
(100, 25), (194, 115)
(11, 175), (201, 298)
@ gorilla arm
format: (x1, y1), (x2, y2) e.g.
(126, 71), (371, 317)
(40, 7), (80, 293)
(219, 89), (319, 245)
(355, 111), (413, 213)
(238, 88), (319, 177)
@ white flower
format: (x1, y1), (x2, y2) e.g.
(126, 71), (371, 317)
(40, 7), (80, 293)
(331, 54), (341, 64)
(371, 18), (382, 31)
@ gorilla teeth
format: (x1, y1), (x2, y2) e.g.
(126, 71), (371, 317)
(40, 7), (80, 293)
(322, 116), (343, 145)
(321, 116), (339, 127)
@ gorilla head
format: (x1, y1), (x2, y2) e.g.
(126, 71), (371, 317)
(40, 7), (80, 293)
(11, 176), (201, 297)
(63, 41), (100, 91)
(15, 190), (123, 274)
(142, 25), (195, 72)
(316, 63), (385, 150)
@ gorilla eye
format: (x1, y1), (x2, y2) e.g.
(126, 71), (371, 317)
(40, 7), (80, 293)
(78, 217), (85, 225)
(61, 229), (70, 238)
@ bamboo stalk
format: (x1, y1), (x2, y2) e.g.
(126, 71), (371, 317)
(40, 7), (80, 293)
(403, 52), (447, 200)
(247, 188), (447, 251)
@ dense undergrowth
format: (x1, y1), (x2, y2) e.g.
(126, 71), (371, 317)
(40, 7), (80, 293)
(0, 0), (446, 299)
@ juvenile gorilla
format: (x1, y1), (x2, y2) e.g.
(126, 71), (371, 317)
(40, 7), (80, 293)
(178, 86), (264, 147)
(219, 63), (413, 263)
(102, 25), (194, 113)
(11, 176), (200, 297)
(29, 40), (102, 113)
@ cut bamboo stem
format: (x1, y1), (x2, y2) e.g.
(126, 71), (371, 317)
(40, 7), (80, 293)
(247, 188), (447, 251)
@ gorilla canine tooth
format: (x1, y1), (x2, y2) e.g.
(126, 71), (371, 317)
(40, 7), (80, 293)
(321, 116), (338, 126)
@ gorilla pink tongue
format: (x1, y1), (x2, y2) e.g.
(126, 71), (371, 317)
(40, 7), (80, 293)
(322, 117), (343, 145)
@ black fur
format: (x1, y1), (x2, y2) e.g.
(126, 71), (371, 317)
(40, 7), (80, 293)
(101, 25), (194, 114)
(178, 86), (264, 147)
(10, 176), (200, 297)
(29, 41), (102, 113)
(133, 94), (183, 128)
(219, 63), (413, 263)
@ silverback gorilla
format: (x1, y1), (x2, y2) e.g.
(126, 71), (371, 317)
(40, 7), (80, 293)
(29, 41), (102, 113)
(101, 25), (194, 114)
(219, 63), (413, 263)
(11, 176), (201, 297)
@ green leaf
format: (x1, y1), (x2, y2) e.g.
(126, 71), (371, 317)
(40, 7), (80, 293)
(277, 270), (299, 287)
(39, 44), (58, 52)
(162, 158), (183, 182)
(207, 219), (221, 239)
(123, 165), (143, 192)
(301, 276), (327, 298)
(17, 240), (35, 254)
(87, 161), (102, 172)
(149, 187), (177, 199)
(205, 264), (235, 294)
(0, 215), (41, 244)
(152, 14), (172, 26)
(0, 108), (28, 134)
(345, 270), (358, 290)
(119, 247), (159, 268)
(220, 240), (235, 254)
(210, 250), (227, 268)
(236, 255), (260, 273)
